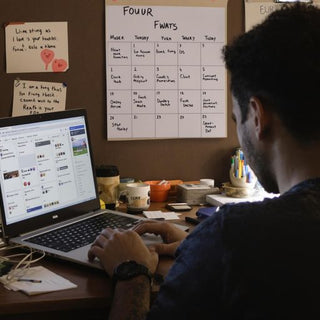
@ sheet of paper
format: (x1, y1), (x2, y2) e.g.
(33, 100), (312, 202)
(245, 1), (320, 31)
(143, 210), (181, 220)
(0, 266), (77, 295)
(105, 5), (227, 140)
(245, 2), (281, 31)
(5, 21), (69, 73)
(12, 79), (67, 116)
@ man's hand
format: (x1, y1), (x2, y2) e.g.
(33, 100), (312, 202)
(133, 221), (188, 257)
(88, 228), (159, 276)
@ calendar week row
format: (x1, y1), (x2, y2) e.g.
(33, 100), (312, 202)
(107, 65), (225, 90)
(107, 89), (225, 114)
(107, 113), (226, 139)
(107, 42), (225, 66)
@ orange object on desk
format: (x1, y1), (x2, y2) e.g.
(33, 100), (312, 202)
(144, 180), (171, 202)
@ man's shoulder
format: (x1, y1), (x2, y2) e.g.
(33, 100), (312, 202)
(216, 182), (320, 244)
(220, 178), (320, 221)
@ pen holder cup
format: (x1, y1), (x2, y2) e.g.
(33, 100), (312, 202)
(144, 180), (171, 202)
(229, 168), (257, 189)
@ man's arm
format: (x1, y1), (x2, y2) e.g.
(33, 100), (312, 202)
(109, 275), (151, 320)
(87, 223), (187, 318)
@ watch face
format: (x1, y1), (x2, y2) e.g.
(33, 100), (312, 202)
(119, 261), (137, 276)
(114, 260), (151, 281)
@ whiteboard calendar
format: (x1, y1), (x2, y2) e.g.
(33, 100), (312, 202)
(105, 4), (227, 140)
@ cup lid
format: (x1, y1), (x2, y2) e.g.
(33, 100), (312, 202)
(96, 165), (119, 177)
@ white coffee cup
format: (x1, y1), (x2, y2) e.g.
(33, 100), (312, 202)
(123, 183), (150, 213)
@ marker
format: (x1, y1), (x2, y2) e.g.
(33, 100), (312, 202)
(17, 279), (42, 283)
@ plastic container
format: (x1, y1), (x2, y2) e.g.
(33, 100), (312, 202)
(144, 180), (171, 202)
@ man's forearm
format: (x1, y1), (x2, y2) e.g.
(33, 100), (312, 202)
(108, 275), (151, 320)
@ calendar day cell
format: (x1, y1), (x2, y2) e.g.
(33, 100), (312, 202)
(132, 42), (155, 65)
(107, 90), (131, 114)
(178, 42), (200, 65)
(155, 90), (178, 114)
(201, 90), (225, 113)
(178, 66), (201, 90)
(178, 90), (201, 113)
(201, 42), (224, 65)
(132, 114), (155, 138)
(201, 113), (226, 138)
(155, 114), (178, 138)
(107, 66), (131, 90)
(178, 114), (201, 138)
(155, 66), (177, 90)
(108, 114), (132, 139)
(155, 42), (178, 65)
(201, 66), (225, 90)
(132, 90), (155, 114)
(132, 66), (155, 90)
(107, 42), (131, 66)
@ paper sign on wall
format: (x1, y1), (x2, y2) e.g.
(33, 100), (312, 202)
(5, 22), (69, 73)
(12, 80), (67, 116)
(245, 1), (281, 31)
(245, 0), (320, 31)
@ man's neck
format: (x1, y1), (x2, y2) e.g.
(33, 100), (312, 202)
(271, 135), (320, 194)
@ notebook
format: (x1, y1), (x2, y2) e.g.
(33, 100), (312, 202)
(0, 109), (185, 269)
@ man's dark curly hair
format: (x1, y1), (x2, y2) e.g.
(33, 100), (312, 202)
(223, 3), (320, 142)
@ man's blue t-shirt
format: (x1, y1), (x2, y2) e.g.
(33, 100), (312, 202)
(148, 178), (320, 319)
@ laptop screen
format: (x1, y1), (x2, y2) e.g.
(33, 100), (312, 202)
(0, 109), (99, 237)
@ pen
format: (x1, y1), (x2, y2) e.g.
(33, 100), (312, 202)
(185, 216), (200, 225)
(17, 279), (42, 283)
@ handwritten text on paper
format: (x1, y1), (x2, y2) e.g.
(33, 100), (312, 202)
(5, 22), (69, 73)
(12, 80), (67, 116)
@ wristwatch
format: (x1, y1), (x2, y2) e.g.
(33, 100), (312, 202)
(113, 260), (153, 284)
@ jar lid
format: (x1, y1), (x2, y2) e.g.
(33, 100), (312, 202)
(96, 165), (119, 177)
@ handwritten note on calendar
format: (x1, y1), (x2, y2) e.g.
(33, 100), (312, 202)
(105, 5), (227, 140)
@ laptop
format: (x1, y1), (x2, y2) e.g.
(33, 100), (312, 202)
(0, 109), (186, 269)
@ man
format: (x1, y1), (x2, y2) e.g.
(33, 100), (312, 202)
(89, 3), (320, 319)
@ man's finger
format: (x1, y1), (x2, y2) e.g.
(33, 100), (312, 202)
(152, 242), (180, 257)
(88, 244), (104, 261)
(134, 221), (167, 236)
(100, 227), (115, 238)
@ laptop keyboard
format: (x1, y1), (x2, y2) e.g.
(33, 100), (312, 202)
(25, 213), (141, 252)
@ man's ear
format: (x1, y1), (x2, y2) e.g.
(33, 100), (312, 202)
(248, 96), (271, 140)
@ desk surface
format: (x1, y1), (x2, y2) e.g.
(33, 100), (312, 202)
(0, 201), (201, 319)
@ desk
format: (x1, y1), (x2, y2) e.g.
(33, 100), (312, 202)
(0, 202), (201, 320)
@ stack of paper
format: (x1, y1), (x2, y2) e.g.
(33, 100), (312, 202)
(0, 266), (77, 295)
(143, 210), (181, 220)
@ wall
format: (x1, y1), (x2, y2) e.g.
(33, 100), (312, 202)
(0, 0), (243, 186)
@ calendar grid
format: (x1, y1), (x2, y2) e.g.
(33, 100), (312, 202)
(106, 5), (227, 140)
